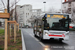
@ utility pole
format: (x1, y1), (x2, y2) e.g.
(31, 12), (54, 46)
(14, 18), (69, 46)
(15, 0), (17, 21)
(61, 0), (62, 14)
(43, 1), (46, 13)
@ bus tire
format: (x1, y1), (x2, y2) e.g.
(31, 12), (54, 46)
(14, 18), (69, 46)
(40, 37), (43, 41)
(59, 39), (62, 42)
(34, 33), (37, 37)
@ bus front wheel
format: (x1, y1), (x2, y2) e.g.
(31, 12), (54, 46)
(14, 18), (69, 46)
(59, 39), (62, 42)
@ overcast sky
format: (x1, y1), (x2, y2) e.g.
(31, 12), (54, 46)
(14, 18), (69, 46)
(17, 0), (64, 11)
(0, 0), (64, 12)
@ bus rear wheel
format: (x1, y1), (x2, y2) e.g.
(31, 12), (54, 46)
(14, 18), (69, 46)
(39, 37), (43, 41)
(34, 33), (37, 37)
(39, 34), (43, 41)
(34, 32), (37, 37)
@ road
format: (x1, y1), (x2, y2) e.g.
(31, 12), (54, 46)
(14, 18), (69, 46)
(21, 28), (75, 50)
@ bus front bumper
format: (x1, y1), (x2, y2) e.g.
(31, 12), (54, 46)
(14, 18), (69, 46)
(43, 35), (69, 41)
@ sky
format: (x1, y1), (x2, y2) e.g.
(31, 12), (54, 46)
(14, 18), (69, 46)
(17, 0), (64, 11)
(0, 0), (64, 12)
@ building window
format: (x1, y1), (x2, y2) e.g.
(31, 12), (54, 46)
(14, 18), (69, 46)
(20, 6), (23, 8)
(28, 13), (29, 15)
(26, 23), (27, 25)
(26, 13), (27, 15)
(68, 4), (71, 7)
(68, 8), (71, 11)
(69, 2), (71, 4)
(26, 5), (29, 6)
(64, 7), (66, 8)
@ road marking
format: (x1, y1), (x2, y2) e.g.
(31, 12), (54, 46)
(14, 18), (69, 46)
(21, 30), (26, 50)
(24, 29), (46, 47)
(29, 34), (45, 47)
(39, 42), (45, 47)
(30, 34), (39, 41)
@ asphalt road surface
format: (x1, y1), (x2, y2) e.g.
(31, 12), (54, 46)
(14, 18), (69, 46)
(21, 28), (75, 50)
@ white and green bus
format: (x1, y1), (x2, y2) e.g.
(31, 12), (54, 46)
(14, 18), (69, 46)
(33, 13), (70, 42)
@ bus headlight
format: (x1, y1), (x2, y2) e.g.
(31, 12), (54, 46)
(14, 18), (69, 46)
(45, 32), (48, 35)
(66, 33), (69, 35)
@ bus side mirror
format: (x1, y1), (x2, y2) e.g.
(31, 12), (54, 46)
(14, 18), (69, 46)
(42, 17), (46, 21)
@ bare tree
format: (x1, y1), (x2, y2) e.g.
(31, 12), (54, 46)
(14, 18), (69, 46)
(0, 0), (20, 11)
(10, 0), (20, 9)
(9, 0), (20, 20)
(1, 0), (5, 9)
(47, 7), (57, 13)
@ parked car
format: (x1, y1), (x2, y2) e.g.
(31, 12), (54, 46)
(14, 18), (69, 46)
(69, 24), (75, 29)
(73, 26), (75, 29)
(22, 27), (25, 28)
(25, 25), (31, 28)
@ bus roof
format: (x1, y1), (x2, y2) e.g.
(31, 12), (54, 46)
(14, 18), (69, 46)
(45, 13), (69, 15)
(40, 13), (70, 17)
(34, 13), (70, 20)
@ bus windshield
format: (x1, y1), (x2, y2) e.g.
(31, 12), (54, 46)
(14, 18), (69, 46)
(44, 14), (69, 31)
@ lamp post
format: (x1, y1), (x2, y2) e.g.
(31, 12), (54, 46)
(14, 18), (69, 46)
(43, 1), (46, 13)
(61, 0), (62, 14)
(15, 0), (16, 20)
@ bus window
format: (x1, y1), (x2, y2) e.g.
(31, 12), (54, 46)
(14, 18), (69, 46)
(43, 14), (69, 31)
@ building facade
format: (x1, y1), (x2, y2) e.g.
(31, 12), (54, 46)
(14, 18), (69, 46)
(32, 9), (42, 17)
(0, 12), (5, 27)
(62, 0), (72, 14)
(16, 5), (24, 27)
(23, 4), (32, 26)
(12, 5), (24, 27)
(13, 4), (43, 27)
(62, 0), (75, 23)
(13, 4), (32, 27)
(30, 9), (42, 27)
(0, 19), (4, 27)
(71, 1), (75, 23)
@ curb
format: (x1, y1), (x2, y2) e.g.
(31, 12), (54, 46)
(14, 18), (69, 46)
(21, 29), (26, 50)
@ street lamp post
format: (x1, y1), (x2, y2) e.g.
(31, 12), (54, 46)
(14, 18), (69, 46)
(61, 0), (62, 14)
(43, 1), (46, 13)
(15, 0), (16, 21)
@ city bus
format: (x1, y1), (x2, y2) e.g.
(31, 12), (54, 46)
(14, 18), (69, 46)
(33, 13), (70, 42)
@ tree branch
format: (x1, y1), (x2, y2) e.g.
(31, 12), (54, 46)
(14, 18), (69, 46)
(1, 0), (5, 9)
(10, 0), (20, 8)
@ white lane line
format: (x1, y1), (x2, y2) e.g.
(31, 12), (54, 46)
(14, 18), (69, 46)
(29, 34), (45, 47)
(24, 30), (46, 47)
(39, 42), (45, 47)
(30, 34), (39, 41)
(21, 30), (26, 50)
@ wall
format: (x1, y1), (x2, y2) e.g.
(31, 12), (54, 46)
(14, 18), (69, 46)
(62, 3), (69, 13)
(71, 1), (75, 23)
(32, 9), (42, 16)
(23, 4), (32, 26)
